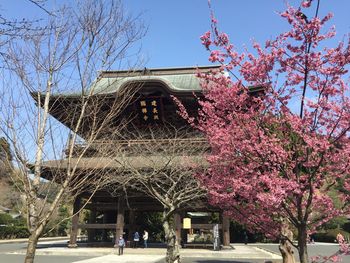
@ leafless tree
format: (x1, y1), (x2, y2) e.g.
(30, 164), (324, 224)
(0, 137), (12, 178)
(103, 125), (208, 263)
(0, 1), (146, 262)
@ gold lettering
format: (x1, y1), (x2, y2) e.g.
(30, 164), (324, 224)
(140, 100), (146, 107)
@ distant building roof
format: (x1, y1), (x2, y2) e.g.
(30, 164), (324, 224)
(0, 205), (11, 213)
(187, 212), (211, 217)
(10, 213), (22, 219)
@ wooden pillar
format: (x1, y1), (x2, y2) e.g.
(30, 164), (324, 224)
(222, 214), (230, 246)
(174, 213), (182, 245)
(128, 210), (135, 242)
(114, 197), (125, 247)
(102, 212), (108, 242)
(68, 196), (81, 248)
(87, 209), (96, 242)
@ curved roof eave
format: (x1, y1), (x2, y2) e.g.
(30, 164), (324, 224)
(90, 74), (203, 96)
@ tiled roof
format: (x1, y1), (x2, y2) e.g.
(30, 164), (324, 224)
(42, 65), (221, 98)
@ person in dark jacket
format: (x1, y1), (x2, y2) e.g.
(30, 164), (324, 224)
(133, 231), (140, 248)
(243, 231), (248, 245)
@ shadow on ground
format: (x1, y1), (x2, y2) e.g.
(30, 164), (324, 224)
(182, 260), (267, 263)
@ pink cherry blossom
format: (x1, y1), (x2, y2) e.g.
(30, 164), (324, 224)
(176, 1), (350, 263)
(302, 1), (312, 8)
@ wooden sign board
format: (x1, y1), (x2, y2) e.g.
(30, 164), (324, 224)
(137, 97), (163, 124)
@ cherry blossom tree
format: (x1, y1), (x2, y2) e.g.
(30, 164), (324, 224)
(178, 1), (350, 262)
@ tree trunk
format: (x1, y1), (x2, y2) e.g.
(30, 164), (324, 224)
(163, 210), (181, 263)
(24, 231), (41, 263)
(279, 237), (296, 263)
(279, 223), (296, 263)
(297, 225), (308, 263)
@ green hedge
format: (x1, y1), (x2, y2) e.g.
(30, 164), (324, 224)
(0, 213), (14, 225)
(313, 229), (349, 243)
(0, 226), (29, 239)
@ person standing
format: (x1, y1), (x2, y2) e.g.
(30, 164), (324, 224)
(117, 235), (125, 256)
(243, 231), (248, 245)
(143, 230), (149, 248)
(133, 231), (140, 248)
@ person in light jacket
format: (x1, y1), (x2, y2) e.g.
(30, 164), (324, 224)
(117, 235), (125, 255)
(143, 230), (149, 248)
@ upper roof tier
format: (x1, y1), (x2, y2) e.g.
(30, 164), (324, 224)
(30, 65), (265, 140)
(92, 65), (221, 95)
(40, 65), (221, 99)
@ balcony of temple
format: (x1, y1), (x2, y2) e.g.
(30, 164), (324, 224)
(66, 136), (209, 158)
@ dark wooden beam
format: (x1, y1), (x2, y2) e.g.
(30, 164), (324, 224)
(190, 224), (222, 230)
(78, 223), (132, 229)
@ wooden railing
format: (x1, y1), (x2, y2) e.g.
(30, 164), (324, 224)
(68, 137), (209, 157)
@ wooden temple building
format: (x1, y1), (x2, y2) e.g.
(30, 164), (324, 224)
(35, 65), (263, 248)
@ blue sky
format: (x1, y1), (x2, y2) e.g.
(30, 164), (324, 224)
(2, 0), (350, 69)
(124, 0), (350, 68)
(0, 0), (350, 162)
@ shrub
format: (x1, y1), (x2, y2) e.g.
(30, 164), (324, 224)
(313, 229), (349, 243)
(0, 213), (14, 225)
(0, 225), (29, 239)
(321, 216), (348, 231)
(13, 216), (26, 226)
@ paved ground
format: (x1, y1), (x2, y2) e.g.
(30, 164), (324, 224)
(70, 254), (280, 263)
(71, 254), (166, 263)
(2, 239), (349, 263)
(0, 240), (282, 263)
(7, 245), (282, 260)
(255, 243), (350, 263)
(0, 254), (278, 263)
(0, 254), (93, 263)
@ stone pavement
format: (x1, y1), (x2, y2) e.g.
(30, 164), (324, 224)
(0, 236), (69, 244)
(71, 254), (165, 263)
(8, 245), (282, 262)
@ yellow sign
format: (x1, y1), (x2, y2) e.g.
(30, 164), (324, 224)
(183, 218), (191, 229)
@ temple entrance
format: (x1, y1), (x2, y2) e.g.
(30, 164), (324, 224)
(68, 194), (231, 248)
(35, 66), (254, 249)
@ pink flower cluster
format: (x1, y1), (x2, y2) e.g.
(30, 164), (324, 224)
(176, 0), (350, 261)
(311, 233), (349, 263)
